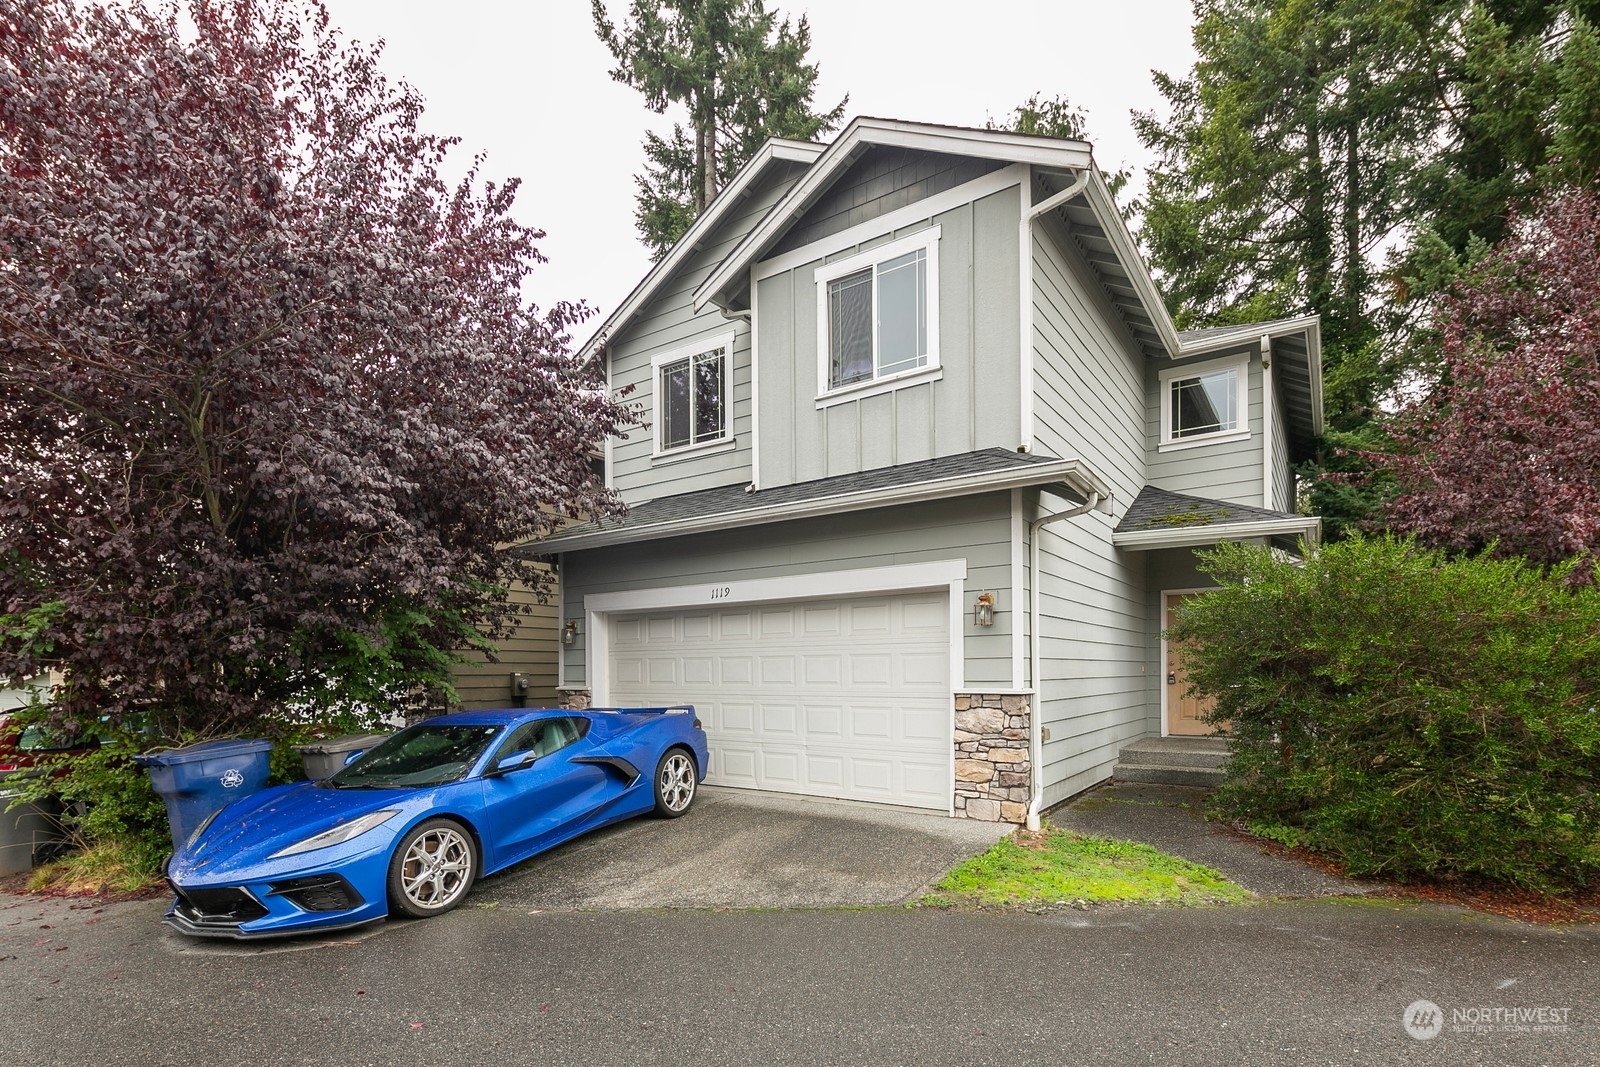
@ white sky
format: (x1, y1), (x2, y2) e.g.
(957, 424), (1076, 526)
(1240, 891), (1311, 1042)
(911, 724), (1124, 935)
(319, 0), (1197, 325)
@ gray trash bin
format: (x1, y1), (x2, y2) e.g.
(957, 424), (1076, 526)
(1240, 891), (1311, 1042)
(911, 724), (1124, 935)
(0, 779), (66, 876)
(294, 733), (390, 781)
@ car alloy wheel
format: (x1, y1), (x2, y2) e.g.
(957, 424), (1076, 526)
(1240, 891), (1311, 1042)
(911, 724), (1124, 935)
(388, 819), (476, 918)
(653, 749), (696, 817)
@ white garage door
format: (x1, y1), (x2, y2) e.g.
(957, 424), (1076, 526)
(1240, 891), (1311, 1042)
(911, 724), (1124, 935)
(607, 592), (950, 809)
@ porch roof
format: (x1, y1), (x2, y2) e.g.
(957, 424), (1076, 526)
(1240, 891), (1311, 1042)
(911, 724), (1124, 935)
(1111, 486), (1321, 553)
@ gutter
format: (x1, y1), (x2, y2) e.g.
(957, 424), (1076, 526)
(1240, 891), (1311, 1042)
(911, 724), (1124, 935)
(1025, 490), (1101, 832)
(520, 458), (1114, 556)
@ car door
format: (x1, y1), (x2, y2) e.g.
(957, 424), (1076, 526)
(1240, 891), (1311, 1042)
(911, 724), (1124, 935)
(477, 716), (611, 867)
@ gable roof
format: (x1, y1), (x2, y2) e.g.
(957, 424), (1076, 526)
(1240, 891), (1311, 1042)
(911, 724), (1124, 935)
(1112, 485), (1320, 552)
(515, 448), (1113, 555)
(574, 138), (824, 365)
(693, 116), (1094, 316)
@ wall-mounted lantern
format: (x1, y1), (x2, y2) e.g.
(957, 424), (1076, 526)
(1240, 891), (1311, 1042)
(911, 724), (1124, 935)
(973, 592), (996, 627)
(562, 619), (579, 646)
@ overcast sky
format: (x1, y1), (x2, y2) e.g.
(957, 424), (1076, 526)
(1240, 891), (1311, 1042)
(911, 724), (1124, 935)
(318, 0), (1197, 325)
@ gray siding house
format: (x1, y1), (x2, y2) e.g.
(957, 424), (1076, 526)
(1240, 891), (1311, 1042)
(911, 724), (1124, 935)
(524, 119), (1323, 825)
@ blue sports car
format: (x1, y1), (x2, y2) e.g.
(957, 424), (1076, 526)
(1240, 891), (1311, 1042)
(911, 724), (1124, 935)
(163, 706), (709, 939)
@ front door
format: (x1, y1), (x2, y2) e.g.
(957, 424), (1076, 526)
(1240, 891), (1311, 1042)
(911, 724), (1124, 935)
(1164, 592), (1220, 736)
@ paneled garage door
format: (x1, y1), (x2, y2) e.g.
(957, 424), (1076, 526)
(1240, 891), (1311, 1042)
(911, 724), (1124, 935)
(607, 592), (950, 809)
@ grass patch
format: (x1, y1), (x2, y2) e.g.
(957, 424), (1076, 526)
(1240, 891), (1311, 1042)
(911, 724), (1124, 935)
(27, 837), (165, 896)
(932, 827), (1250, 907)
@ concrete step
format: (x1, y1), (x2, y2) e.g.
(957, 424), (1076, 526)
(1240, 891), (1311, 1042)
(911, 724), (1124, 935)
(1115, 737), (1231, 770)
(1112, 763), (1226, 788)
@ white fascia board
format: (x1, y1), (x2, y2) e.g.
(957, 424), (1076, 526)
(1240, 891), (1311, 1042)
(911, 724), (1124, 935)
(695, 117), (1093, 314)
(1080, 170), (1185, 358)
(1112, 516), (1322, 551)
(541, 458), (1114, 554)
(575, 138), (824, 365)
(1175, 314), (1321, 358)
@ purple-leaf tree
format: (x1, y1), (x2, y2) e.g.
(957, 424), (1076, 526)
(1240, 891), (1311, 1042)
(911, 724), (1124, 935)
(0, 0), (632, 742)
(1379, 185), (1600, 569)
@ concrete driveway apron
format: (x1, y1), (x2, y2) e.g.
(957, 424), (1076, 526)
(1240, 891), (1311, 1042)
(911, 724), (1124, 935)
(477, 785), (1010, 909)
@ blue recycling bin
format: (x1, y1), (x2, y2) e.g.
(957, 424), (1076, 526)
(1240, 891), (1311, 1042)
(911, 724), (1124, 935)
(135, 739), (274, 852)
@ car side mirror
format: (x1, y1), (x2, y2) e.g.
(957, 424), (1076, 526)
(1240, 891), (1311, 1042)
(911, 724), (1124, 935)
(488, 750), (538, 777)
(343, 750), (364, 766)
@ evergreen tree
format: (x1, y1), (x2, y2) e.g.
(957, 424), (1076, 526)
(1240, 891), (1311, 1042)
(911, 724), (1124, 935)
(593, 0), (846, 260)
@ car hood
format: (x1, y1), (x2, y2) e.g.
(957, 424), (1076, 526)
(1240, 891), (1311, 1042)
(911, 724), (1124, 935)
(176, 780), (422, 876)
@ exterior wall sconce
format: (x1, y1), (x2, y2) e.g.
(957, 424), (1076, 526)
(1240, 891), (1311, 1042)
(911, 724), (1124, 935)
(973, 592), (996, 627)
(562, 620), (579, 646)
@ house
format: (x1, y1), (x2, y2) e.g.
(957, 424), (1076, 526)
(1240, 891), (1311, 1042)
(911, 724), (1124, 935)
(519, 118), (1322, 826)
(448, 576), (560, 710)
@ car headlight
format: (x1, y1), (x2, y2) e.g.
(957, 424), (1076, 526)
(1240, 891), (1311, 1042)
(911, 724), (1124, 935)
(269, 809), (401, 860)
(184, 809), (223, 851)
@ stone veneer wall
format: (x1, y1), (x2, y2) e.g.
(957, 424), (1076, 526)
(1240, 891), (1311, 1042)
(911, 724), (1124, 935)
(557, 688), (592, 710)
(953, 693), (1032, 823)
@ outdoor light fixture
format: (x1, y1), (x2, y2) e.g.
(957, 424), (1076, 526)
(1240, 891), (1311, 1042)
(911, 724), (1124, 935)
(973, 592), (996, 627)
(562, 620), (579, 646)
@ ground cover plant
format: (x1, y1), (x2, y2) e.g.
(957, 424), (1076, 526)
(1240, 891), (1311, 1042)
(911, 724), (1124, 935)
(931, 827), (1249, 907)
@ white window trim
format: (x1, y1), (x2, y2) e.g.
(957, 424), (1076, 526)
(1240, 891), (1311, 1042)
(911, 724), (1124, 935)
(813, 227), (941, 403)
(1158, 352), (1251, 452)
(650, 331), (736, 459)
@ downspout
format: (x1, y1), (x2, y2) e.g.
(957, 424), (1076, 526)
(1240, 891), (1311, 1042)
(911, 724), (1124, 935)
(1025, 491), (1101, 831)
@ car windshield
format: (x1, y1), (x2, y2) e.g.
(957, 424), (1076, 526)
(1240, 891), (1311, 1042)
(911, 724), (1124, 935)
(327, 724), (502, 790)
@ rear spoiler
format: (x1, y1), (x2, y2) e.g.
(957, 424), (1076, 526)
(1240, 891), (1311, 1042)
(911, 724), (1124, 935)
(589, 706), (696, 716)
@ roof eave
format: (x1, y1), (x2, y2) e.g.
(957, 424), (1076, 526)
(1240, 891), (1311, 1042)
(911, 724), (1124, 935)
(576, 137), (825, 364)
(1111, 516), (1322, 551)
(520, 457), (1114, 555)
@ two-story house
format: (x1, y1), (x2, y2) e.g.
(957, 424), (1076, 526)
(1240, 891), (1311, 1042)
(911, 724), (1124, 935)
(520, 118), (1323, 827)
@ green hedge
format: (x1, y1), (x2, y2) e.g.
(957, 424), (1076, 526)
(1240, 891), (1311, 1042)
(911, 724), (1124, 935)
(1171, 536), (1600, 891)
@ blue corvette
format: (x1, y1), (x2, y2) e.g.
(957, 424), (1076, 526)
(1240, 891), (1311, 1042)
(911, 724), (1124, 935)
(164, 706), (708, 939)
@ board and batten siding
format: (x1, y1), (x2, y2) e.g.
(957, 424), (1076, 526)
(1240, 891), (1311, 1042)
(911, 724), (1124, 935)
(607, 162), (810, 504)
(559, 495), (1016, 692)
(1144, 346), (1265, 505)
(450, 577), (559, 709)
(1027, 214), (1153, 806)
(755, 186), (1022, 488)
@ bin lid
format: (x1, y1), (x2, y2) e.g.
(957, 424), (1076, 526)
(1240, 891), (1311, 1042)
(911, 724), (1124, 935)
(133, 737), (274, 766)
(293, 732), (390, 755)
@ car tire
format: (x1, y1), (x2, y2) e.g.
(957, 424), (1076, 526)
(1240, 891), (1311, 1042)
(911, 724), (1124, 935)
(386, 818), (478, 919)
(652, 747), (697, 818)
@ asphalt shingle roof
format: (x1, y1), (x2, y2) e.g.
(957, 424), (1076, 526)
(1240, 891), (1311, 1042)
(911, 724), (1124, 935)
(522, 448), (1071, 554)
(1114, 485), (1305, 535)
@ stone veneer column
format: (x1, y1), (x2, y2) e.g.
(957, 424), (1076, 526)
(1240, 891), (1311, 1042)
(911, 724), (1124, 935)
(557, 688), (592, 710)
(953, 693), (1032, 823)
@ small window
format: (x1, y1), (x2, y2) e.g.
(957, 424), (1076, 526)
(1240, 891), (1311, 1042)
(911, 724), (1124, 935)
(494, 717), (589, 764)
(815, 229), (939, 397)
(652, 334), (733, 455)
(1159, 356), (1250, 448)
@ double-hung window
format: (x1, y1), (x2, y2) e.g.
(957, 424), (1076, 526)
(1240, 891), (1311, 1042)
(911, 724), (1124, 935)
(1158, 354), (1250, 449)
(814, 228), (940, 398)
(652, 333), (733, 455)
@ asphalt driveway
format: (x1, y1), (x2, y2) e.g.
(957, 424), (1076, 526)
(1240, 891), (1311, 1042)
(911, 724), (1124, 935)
(476, 785), (1011, 909)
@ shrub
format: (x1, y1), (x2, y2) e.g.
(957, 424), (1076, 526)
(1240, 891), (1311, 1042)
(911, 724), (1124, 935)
(1171, 536), (1600, 891)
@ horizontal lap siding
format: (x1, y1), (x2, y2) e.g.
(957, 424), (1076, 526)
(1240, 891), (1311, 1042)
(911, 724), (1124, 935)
(757, 186), (1022, 489)
(1030, 214), (1152, 806)
(560, 494), (1015, 690)
(609, 163), (809, 503)
(1145, 346), (1265, 505)
(1271, 377), (1293, 511)
(450, 578), (558, 708)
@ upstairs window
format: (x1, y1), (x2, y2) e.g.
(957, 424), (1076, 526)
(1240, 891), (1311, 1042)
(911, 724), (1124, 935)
(652, 334), (733, 455)
(1159, 355), (1250, 449)
(815, 228), (940, 397)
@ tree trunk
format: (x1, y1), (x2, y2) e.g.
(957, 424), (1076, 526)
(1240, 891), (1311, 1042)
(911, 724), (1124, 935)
(693, 115), (707, 214)
(702, 83), (718, 208)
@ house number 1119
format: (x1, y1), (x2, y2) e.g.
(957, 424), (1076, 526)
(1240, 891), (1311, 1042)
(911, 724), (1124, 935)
(709, 586), (733, 600)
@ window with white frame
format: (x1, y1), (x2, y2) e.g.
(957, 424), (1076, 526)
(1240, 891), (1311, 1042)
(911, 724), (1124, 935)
(815, 228), (939, 396)
(1159, 355), (1249, 447)
(652, 334), (732, 454)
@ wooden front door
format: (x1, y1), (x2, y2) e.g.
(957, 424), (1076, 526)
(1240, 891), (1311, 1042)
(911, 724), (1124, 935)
(1164, 592), (1220, 736)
